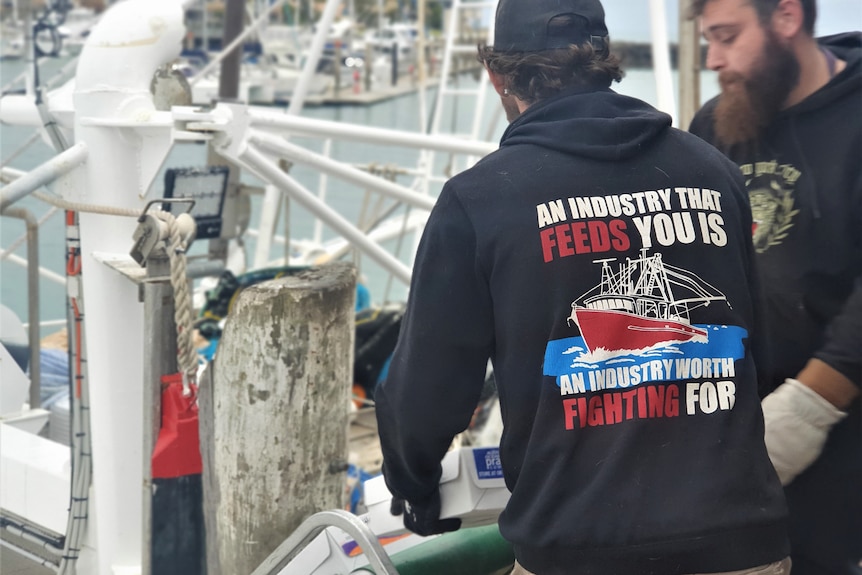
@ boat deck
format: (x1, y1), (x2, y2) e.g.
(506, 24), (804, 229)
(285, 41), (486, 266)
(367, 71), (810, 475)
(349, 407), (384, 474)
(1, 407), (385, 574)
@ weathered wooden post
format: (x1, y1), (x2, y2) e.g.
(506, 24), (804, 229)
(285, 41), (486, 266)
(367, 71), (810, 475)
(201, 263), (356, 574)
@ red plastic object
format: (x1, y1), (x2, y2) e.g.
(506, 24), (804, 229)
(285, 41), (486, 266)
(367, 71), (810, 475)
(152, 373), (203, 479)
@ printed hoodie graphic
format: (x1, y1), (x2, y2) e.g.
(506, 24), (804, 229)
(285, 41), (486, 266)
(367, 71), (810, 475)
(743, 161), (801, 253)
(568, 249), (726, 354)
(544, 249), (747, 430)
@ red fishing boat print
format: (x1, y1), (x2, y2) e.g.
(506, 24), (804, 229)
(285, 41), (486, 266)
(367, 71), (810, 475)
(567, 250), (727, 354)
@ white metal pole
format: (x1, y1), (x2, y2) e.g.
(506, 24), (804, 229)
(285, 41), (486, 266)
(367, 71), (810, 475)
(415, 0), (428, 132)
(429, 0), (462, 136)
(0, 205), (59, 262)
(70, 0), (187, 571)
(252, 0), (342, 278)
(266, 0), (342, 263)
(253, 184), (284, 268)
(649, 0), (677, 124)
(248, 108), (496, 156)
(249, 131), (436, 211)
(0, 142), (88, 212)
(1, 252), (66, 285)
(314, 139), (332, 245)
(23, 0), (33, 96)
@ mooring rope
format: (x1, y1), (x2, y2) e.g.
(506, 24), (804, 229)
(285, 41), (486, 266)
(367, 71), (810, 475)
(32, 189), (141, 218)
(156, 210), (198, 392)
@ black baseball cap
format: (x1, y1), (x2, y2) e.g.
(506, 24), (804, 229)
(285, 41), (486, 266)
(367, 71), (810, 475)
(492, 0), (609, 53)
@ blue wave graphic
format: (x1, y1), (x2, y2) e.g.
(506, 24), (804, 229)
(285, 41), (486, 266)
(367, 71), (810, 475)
(544, 324), (747, 387)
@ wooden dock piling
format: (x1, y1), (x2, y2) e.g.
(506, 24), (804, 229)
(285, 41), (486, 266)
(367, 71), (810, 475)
(200, 263), (356, 575)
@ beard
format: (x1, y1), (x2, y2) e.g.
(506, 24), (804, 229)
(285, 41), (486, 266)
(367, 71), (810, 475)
(713, 31), (800, 147)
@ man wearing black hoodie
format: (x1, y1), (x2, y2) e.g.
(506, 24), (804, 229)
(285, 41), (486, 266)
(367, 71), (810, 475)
(375, 0), (791, 573)
(689, 0), (861, 573)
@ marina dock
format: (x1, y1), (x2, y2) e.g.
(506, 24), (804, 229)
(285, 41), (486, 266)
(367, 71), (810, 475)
(307, 74), (442, 107)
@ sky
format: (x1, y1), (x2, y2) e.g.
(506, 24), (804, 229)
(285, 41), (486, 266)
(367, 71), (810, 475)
(601, 0), (862, 42)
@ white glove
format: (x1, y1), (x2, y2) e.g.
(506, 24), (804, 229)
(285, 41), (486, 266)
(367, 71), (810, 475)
(762, 378), (848, 485)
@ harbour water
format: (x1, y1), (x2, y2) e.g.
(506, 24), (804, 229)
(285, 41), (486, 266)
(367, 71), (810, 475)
(0, 55), (720, 334)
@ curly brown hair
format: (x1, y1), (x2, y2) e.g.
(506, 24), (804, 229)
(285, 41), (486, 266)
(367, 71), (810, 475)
(477, 43), (624, 104)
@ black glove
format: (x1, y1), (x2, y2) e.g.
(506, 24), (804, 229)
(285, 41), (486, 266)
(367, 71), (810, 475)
(389, 489), (462, 536)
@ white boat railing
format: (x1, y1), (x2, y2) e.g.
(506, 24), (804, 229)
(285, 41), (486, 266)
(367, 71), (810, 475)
(0, 142), (87, 211)
(22, 318), (68, 329)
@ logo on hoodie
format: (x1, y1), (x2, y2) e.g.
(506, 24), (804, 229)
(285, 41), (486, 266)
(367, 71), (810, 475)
(741, 160), (801, 253)
(542, 252), (746, 431)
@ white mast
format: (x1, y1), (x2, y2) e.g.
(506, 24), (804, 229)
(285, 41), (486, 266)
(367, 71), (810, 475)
(65, 1), (186, 571)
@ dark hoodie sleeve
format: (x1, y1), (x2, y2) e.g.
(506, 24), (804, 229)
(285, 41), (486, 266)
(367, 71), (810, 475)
(814, 271), (862, 387)
(814, 148), (862, 388)
(375, 185), (494, 504)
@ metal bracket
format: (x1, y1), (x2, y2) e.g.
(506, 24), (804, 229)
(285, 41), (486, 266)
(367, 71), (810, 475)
(129, 199), (196, 267)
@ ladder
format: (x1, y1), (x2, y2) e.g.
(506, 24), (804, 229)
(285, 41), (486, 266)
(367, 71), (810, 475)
(427, 0), (500, 171)
(406, 0), (501, 266)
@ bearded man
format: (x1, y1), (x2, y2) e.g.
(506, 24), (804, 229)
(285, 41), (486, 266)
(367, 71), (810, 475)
(689, 1), (861, 573)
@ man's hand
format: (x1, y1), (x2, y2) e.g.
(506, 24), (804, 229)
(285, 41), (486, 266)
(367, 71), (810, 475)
(762, 378), (848, 485)
(389, 490), (461, 536)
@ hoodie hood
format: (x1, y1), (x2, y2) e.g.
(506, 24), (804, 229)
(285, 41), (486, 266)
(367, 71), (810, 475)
(780, 32), (862, 116)
(819, 31), (862, 64)
(770, 32), (862, 217)
(500, 87), (672, 162)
